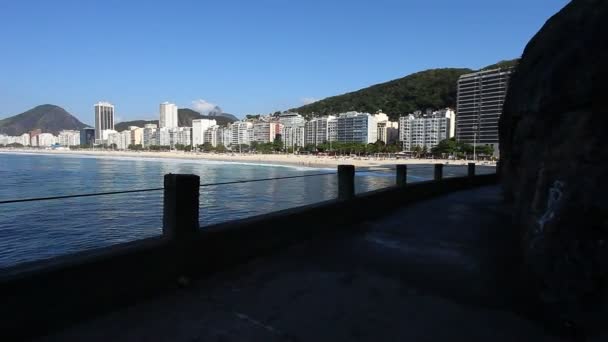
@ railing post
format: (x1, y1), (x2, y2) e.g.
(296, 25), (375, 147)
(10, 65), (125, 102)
(163, 174), (200, 239)
(338, 165), (355, 200)
(468, 163), (476, 178)
(396, 164), (407, 187)
(434, 164), (443, 181)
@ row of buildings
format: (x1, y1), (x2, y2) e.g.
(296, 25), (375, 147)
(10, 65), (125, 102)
(1, 67), (513, 154)
(0, 129), (83, 147)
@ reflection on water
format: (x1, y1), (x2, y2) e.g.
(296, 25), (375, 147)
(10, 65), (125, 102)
(0, 153), (494, 268)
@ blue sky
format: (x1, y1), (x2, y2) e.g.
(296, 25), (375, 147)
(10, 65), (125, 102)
(0, 0), (568, 124)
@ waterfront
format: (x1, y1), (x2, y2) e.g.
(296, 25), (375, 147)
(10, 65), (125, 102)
(0, 152), (494, 268)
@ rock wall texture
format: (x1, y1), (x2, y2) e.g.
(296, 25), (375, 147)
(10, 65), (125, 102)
(500, 0), (607, 330)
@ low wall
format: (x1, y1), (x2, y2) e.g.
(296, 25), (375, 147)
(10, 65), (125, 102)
(0, 173), (497, 340)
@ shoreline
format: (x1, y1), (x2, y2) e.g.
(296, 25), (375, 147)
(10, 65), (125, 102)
(0, 148), (497, 169)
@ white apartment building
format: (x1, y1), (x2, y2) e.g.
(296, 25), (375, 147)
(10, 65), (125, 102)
(203, 125), (219, 147)
(128, 126), (144, 146)
(280, 113), (305, 148)
(100, 129), (118, 144)
(175, 127), (192, 146)
(37, 133), (57, 147)
(304, 116), (336, 146)
(58, 130), (81, 147)
(253, 122), (280, 143)
(94, 101), (114, 144)
(374, 112), (399, 144)
(222, 126), (232, 148)
(159, 102), (178, 128)
(0, 133), (31, 146)
(142, 124), (158, 147)
(399, 110), (453, 151)
(192, 118), (217, 147)
(336, 112), (378, 144)
(230, 121), (253, 147)
(157, 127), (191, 147)
(107, 130), (131, 150)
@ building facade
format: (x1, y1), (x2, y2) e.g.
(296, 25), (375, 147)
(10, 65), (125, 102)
(0, 133), (30, 146)
(128, 126), (144, 146)
(80, 128), (95, 146)
(456, 68), (513, 153)
(107, 130), (131, 150)
(336, 112), (378, 144)
(253, 122), (282, 143)
(94, 102), (115, 144)
(374, 112), (399, 144)
(37, 133), (56, 147)
(230, 121), (253, 147)
(58, 130), (81, 147)
(304, 116), (336, 146)
(143, 124), (158, 147)
(159, 102), (178, 129)
(192, 118), (217, 147)
(279, 113), (305, 149)
(399, 111), (452, 151)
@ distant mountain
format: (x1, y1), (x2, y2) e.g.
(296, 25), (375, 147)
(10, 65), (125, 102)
(115, 108), (237, 132)
(289, 59), (519, 121)
(0, 104), (88, 136)
(217, 112), (239, 122)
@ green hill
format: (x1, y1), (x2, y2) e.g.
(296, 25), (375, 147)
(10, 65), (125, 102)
(115, 108), (237, 132)
(290, 59), (518, 121)
(0, 104), (88, 135)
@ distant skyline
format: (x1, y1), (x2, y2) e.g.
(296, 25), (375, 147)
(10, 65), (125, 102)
(0, 0), (569, 124)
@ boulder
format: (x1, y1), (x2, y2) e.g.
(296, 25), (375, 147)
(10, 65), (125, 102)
(499, 0), (607, 331)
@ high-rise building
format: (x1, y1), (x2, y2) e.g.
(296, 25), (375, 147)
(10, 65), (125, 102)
(222, 126), (232, 148)
(203, 125), (219, 147)
(58, 130), (81, 147)
(192, 118), (217, 147)
(399, 110), (453, 151)
(230, 121), (253, 147)
(143, 124), (158, 147)
(336, 112), (378, 144)
(374, 112), (399, 144)
(456, 68), (513, 153)
(94, 102), (115, 144)
(128, 126), (144, 146)
(29, 129), (42, 146)
(80, 128), (95, 146)
(279, 113), (306, 149)
(304, 116), (336, 146)
(37, 133), (56, 147)
(252, 122), (283, 143)
(107, 130), (131, 150)
(159, 102), (178, 128)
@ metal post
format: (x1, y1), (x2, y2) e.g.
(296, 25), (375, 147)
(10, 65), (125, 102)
(163, 174), (200, 239)
(396, 165), (407, 187)
(338, 165), (355, 200)
(468, 163), (476, 178)
(434, 164), (443, 181)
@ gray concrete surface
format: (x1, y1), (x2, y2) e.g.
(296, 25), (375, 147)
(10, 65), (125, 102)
(40, 186), (572, 341)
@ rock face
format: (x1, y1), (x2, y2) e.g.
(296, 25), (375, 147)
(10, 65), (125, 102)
(500, 0), (607, 328)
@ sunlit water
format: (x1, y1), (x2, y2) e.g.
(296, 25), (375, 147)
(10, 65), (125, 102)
(0, 152), (493, 268)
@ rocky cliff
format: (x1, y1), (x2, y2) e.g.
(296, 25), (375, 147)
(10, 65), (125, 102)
(499, 0), (607, 333)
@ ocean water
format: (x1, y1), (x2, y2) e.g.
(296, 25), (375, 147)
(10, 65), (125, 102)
(0, 152), (491, 268)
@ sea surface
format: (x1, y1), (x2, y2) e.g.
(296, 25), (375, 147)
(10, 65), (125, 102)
(0, 152), (493, 268)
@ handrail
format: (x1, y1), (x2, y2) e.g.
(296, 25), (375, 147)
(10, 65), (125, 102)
(0, 172), (336, 205)
(0, 164), (477, 205)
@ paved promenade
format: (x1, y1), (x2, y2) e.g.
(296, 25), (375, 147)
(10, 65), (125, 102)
(40, 186), (575, 341)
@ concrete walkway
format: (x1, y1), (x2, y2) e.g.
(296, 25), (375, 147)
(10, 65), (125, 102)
(40, 186), (567, 341)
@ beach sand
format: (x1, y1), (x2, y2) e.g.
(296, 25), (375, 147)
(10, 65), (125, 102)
(0, 148), (496, 169)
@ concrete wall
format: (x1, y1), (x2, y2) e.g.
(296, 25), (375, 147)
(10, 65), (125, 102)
(0, 173), (497, 340)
